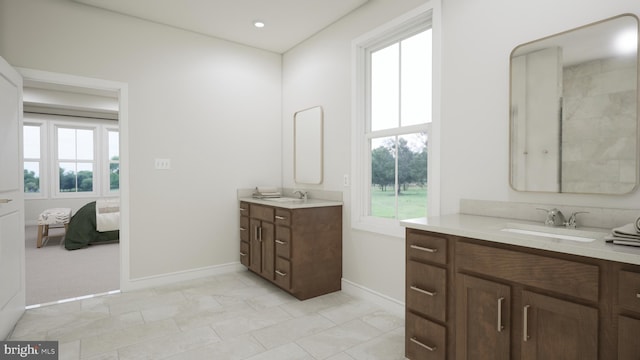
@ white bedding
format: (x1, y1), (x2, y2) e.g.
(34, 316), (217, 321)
(96, 198), (120, 232)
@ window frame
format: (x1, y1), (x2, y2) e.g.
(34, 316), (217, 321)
(351, 2), (441, 238)
(22, 113), (119, 199)
(22, 119), (47, 199)
(104, 127), (120, 195)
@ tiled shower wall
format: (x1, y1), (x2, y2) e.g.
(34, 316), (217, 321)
(562, 56), (637, 194)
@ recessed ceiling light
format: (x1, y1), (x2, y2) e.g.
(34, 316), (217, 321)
(253, 21), (265, 28)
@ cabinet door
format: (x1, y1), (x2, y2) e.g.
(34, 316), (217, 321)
(521, 290), (597, 360)
(618, 315), (640, 360)
(456, 274), (510, 360)
(261, 221), (275, 280)
(249, 218), (262, 273)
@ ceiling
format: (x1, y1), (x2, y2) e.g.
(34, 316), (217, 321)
(73, 0), (369, 53)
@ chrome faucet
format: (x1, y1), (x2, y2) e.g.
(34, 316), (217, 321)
(293, 190), (308, 200)
(537, 208), (588, 228)
(537, 208), (566, 227)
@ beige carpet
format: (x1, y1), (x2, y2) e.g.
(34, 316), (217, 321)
(25, 225), (119, 306)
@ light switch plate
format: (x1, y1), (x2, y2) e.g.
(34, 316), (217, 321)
(155, 158), (171, 170)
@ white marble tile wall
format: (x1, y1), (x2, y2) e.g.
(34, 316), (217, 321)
(562, 56), (637, 194)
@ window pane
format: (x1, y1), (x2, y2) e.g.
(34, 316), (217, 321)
(371, 43), (400, 131)
(401, 30), (432, 126)
(370, 136), (396, 218)
(58, 128), (76, 159)
(110, 163), (120, 191)
(76, 129), (94, 160)
(23, 125), (40, 158)
(24, 161), (40, 193)
(59, 162), (77, 192)
(108, 130), (119, 160)
(77, 163), (93, 192)
(397, 133), (428, 219)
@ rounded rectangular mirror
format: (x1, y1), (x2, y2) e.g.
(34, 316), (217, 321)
(294, 106), (323, 184)
(510, 14), (639, 194)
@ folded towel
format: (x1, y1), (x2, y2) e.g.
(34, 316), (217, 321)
(612, 223), (640, 239)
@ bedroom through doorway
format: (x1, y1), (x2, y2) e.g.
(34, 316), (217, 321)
(22, 78), (122, 306)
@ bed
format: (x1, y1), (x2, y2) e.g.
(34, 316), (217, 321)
(65, 199), (120, 250)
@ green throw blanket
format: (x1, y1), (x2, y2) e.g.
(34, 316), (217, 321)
(65, 201), (119, 250)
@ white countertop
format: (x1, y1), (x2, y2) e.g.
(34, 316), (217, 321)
(239, 197), (343, 209)
(401, 214), (640, 265)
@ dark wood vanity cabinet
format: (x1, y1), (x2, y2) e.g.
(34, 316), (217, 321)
(405, 228), (640, 360)
(239, 201), (342, 300)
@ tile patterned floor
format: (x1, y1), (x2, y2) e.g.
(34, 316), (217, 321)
(9, 270), (406, 360)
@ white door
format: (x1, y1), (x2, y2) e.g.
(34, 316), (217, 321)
(0, 56), (25, 340)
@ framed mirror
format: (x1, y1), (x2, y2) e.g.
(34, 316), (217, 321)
(509, 14), (639, 194)
(294, 106), (323, 184)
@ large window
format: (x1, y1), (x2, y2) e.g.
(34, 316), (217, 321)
(23, 114), (119, 198)
(352, 5), (439, 237)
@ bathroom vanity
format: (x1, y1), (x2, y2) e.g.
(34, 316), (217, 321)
(402, 215), (640, 360)
(239, 197), (342, 300)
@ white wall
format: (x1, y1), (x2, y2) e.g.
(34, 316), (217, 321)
(0, 0), (282, 280)
(283, 0), (640, 303)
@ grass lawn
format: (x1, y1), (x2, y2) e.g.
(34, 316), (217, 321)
(371, 185), (427, 219)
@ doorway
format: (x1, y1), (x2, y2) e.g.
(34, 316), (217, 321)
(18, 68), (129, 306)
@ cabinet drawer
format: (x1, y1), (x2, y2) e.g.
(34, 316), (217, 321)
(240, 216), (249, 242)
(406, 230), (447, 265)
(250, 204), (274, 222)
(619, 270), (640, 313)
(239, 202), (249, 216)
(275, 225), (291, 259)
(275, 257), (291, 290)
(407, 261), (446, 322)
(275, 208), (291, 226)
(457, 242), (599, 302)
(406, 312), (445, 360)
(240, 241), (249, 267)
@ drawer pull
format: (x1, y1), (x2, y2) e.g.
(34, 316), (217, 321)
(636, 293), (640, 299)
(239, 207), (247, 211)
(275, 270), (287, 277)
(240, 227), (246, 231)
(497, 297), (505, 332)
(240, 252), (247, 257)
(410, 285), (436, 297)
(275, 240), (286, 245)
(410, 337), (436, 352)
(275, 215), (287, 220)
(410, 244), (438, 253)
(523, 305), (530, 342)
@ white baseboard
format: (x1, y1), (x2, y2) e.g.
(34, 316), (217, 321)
(121, 262), (244, 292)
(341, 278), (405, 318)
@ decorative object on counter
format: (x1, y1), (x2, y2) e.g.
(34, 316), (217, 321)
(252, 186), (281, 199)
(606, 216), (640, 247)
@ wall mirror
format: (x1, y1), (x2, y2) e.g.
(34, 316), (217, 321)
(510, 14), (639, 194)
(294, 106), (323, 184)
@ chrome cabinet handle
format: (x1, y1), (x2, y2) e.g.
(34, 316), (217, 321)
(410, 244), (438, 253)
(258, 227), (262, 242)
(497, 297), (505, 332)
(240, 227), (246, 231)
(275, 215), (286, 220)
(240, 252), (247, 256)
(275, 240), (286, 245)
(523, 305), (530, 342)
(410, 285), (436, 297)
(239, 207), (247, 211)
(410, 337), (436, 352)
(0, 199), (12, 204)
(275, 270), (287, 277)
(636, 293), (640, 299)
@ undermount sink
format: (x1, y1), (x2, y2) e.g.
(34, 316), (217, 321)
(263, 197), (304, 203)
(500, 222), (602, 243)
